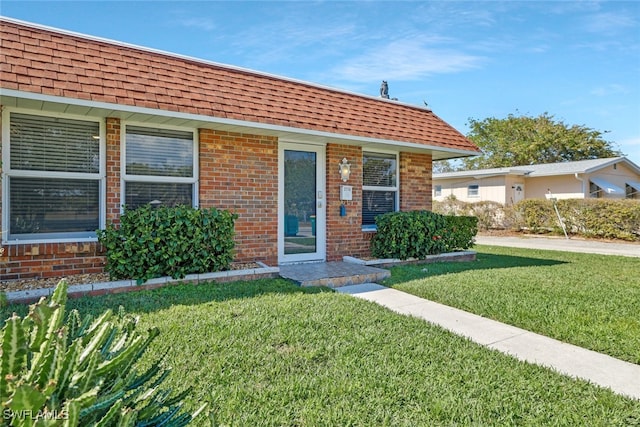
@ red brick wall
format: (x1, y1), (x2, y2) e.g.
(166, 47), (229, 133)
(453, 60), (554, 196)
(325, 143), (374, 260)
(1, 243), (104, 281)
(105, 118), (121, 222)
(400, 152), (433, 211)
(0, 114), (434, 280)
(324, 148), (434, 261)
(199, 129), (278, 266)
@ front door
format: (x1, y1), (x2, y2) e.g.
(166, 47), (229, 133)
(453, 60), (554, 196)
(513, 183), (525, 204)
(278, 143), (326, 263)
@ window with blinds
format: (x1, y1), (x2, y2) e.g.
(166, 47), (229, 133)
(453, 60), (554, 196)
(362, 152), (398, 226)
(6, 112), (103, 240)
(10, 113), (100, 173)
(124, 125), (196, 209)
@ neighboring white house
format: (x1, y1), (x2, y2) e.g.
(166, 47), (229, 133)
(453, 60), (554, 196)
(433, 157), (640, 204)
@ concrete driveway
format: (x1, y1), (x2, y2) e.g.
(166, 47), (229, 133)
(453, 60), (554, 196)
(475, 234), (640, 258)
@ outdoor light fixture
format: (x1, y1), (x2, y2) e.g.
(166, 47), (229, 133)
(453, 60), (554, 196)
(339, 158), (351, 182)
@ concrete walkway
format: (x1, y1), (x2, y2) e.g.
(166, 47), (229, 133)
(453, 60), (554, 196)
(336, 283), (640, 401)
(475, 235), (640, 257)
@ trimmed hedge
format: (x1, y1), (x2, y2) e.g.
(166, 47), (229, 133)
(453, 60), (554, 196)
(519, 198), (640, 240)
(97, 205), (238, 283)
(434, 197), (640, 241)
(370, 210), (478, 260)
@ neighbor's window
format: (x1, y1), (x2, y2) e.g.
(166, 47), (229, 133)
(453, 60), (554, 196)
(362, 152), (398, 226)
(434, 185), (442, 197)
(4, 112), (103, 241)
(589, 182), (602, 198)
(626, 184), (639, 199)
(467, 184), (479, 197)
(123, 125), (197, 209)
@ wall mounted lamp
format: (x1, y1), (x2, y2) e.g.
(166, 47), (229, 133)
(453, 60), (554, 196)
(339, 158), (351, 182)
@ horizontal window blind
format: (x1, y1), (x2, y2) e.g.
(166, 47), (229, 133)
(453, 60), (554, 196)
(362, 190), (396, 226)
(363, 152), (397, 187)
(125, 182), (193, 209)
(126, 126), (194, 177)
(362, 152), (398, 226)
(9, 177), (99, 236)
(10, 113), (100, 173)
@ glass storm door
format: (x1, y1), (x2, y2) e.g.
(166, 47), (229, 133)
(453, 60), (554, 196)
(279, 143), (325, 263)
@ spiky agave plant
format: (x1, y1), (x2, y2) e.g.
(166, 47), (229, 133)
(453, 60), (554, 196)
(0, 280), (209, 426)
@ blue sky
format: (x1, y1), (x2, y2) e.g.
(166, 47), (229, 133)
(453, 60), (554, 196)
(2, 1), (639, 163)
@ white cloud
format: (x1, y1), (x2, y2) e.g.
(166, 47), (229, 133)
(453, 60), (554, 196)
(583, 11), (636, 35)
(176, 17), (216, 32)
(329, 37), (484, 83)
(590, 84), (629, 96)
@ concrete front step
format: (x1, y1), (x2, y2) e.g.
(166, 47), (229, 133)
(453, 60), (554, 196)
(279, 261), (390, 288)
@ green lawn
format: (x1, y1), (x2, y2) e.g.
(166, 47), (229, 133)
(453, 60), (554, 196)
(2, 279), (639, 425)
(384, 245), (640, 365)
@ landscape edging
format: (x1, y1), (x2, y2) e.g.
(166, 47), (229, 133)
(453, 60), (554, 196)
(343, 251), (477, 268)
(4, 262), (280, 304)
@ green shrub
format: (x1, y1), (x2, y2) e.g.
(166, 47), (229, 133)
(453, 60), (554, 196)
(370, 211), (477, 260)
(434, 198), (514, 230)
(467, 201), (503, 231)
(97, 205), (238, 283)
(432, 196), (472, 217)
(517, 199), (558, 233)
(443, 215), (478, 252)
(515, 199), (640, 240)
(0, 280), (208, 425)
(437, 197), (640, 240)
(558, 199), (639, 240)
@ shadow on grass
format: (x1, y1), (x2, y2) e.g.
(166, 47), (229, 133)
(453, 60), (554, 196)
(0, 278), (330, 321)
(383, 252), (568, 286)
(0, 253), (568, 322)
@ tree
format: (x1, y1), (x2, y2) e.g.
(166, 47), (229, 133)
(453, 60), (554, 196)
(432, 159), (458, 174)
(461, 112), (622, 170)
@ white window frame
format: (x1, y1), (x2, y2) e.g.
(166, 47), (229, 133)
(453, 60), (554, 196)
(467, 184), (479, 198)
(434, 185), (442, 197)
(362, 150), (399, 230)
(121, 122), (199, 211)
(1, 108), (106, 245)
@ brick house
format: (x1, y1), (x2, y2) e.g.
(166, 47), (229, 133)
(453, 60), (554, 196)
(0, 18), (479, 281)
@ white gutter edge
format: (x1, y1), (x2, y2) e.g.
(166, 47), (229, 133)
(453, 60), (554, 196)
(0, 88), (480, 157)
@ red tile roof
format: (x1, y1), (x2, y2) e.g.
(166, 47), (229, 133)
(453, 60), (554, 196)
(0, 18), (479, 154)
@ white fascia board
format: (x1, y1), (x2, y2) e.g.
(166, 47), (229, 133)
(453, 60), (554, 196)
(434, 169), (528, 180)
